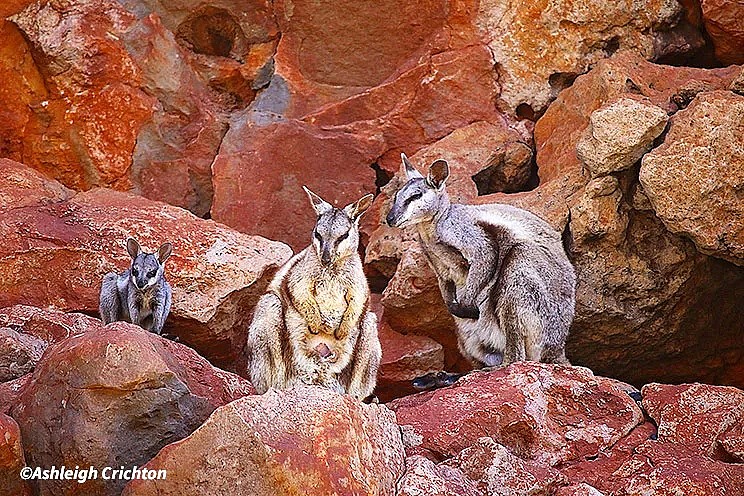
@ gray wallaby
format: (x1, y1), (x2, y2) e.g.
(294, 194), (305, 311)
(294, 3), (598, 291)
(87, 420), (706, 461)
(386, 154), (576, 372)
(246, 187), (381, 401)
(99, 238), (173, 335)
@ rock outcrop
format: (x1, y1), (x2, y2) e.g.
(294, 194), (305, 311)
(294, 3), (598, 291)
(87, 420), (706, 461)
(0, 159), (291, 370)
(122, 386), (406, 496)
(11, 322), (254, 495)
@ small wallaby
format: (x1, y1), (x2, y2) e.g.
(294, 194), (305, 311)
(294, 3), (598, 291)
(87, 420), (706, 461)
(246, 187), (381, 401)
(99, 238), (173, 335)
(386, 154), (576, 373)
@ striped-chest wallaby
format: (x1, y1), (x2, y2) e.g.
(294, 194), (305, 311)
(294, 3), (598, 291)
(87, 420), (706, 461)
(246, 187), (381, 401)
(99, 238), (173, 335)
(386, 154), (576, 374)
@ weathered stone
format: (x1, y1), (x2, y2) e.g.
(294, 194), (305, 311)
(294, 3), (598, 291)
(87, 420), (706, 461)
(475, 0), (701, 115)
(389, 363), (643, 465)
(396, 455), (480, 496)
(12, 323), (255, 495)
(701, 0), (744, 64)
(445, 437), (567, 496)
(0, 413), (31, 496)
(535, 51), (740, 183)
(577, 98), (668, 178)
(0, 160), (291, 370)
(640, 90), (744, 266)
(555, 484), (605, 496)
(122, 386), (405, 496)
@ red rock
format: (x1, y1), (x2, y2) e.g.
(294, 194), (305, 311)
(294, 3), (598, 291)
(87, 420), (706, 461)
(555, 484), (605, 496)
(370, 296), (444, 402)
(444, 437), (567, 495)
(12, 323), (255, 496)
(701, 0), (744, 64)
(535, 51), (740, 183)
(210, 117), (378, 251)
(397, 455), (480, 496)
(0, 160), (291, 370)
(641, 383), (744, 459)
(0, 375), (30, 416)
(122, 386), (405, 496)
(389, 363), (643, 465)
(0, 413), (31, 496)
(640, 90), (744, 266)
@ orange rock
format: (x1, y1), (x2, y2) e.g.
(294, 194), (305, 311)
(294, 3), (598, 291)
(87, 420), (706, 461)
(122, 387), (406, 496)
(0, 160), (291, 370)
(0, 413), (31, 496)
(701, 0), (744, 64)
(12, 323), (255, 496)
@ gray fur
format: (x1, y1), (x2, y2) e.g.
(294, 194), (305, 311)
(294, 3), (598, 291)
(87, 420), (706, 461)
(99, 238), (173, 335)
(386, 154), (576, 368)
(246, 188), (381, 400)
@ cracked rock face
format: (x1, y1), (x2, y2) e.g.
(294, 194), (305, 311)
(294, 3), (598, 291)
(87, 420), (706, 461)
(122, 386), (406, 496)
(0, 160), (291, 370)
(640, 90), (744, 266)
(11, 323), (255, 496)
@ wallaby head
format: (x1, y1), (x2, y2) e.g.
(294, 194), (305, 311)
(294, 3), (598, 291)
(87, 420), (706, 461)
(303, 186), (373, 266)
(126, 238), (173, 290)
(386, 153), (450, 228)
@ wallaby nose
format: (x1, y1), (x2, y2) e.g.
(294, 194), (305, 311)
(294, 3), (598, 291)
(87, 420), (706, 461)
(315, 342), (333, 359)
(385, 211), (396, 227)
(321, 249), (332, 265)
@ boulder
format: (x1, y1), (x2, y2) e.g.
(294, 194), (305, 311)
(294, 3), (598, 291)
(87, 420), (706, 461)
(0, 413), (31, 496)
(11, 323), (255, 496)
(535, 51), (740, 183)
(701, 0), (744, 64)
(641, 382), (744, 460)
(372, 296), (444, 402)
(7, 0), (233, 216)
(389, 363), (643, 465)
(576, 98), (668, 178)
(0, 160), (291, 370)
(475, 0), (703, 115)
(640, 90), (744, 266)
(396, 455), (480, 496)
(0, 375), (30, 415)
(444, 437), (567, 496)
(122, 386), (405, 496)
(555, 485), (605, 496)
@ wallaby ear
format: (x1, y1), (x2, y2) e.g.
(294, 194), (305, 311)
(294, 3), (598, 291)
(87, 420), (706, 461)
(426, 159), (449, 190)
(126, 238), (141, 259)
(157, 242), (173, 264)
(303, 186), (333, 216)
(401, 153), (423, 180)
(344, 193), (374, 222)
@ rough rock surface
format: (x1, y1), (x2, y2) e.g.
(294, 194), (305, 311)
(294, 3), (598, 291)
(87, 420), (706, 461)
(0, 413), (31, 496)
(475, 0), (702, 114)
(389, 363), (643, 464)
(122, 386), (406, 496)
(0, 160), (291, 369)
(640, 90), (744, 266)
(12, 323), (254, 496)
(445, 437), (567, 496)
(577, 98), (668, 178)
(701, 0), (744, 64)
(396, 455), (480, 496)
(535, 51), (740, 183)
(6, 0), (232, 215)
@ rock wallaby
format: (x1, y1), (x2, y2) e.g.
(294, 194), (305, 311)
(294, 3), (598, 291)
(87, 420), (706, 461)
(386, 154), (576, 374)
(99, 238), (173, 335)
(246, 187), (381, 401)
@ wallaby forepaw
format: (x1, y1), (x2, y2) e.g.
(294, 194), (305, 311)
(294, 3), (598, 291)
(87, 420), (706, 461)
(448, 302), (480, 320)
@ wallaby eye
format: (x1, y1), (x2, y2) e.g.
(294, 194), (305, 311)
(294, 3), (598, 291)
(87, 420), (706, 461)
(338, 232), (349, 244)
(405, 192), (422, 205)
(132, 268), (139, 276)
(314, 231), (322, 242)
(147, 270), (157, 279)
